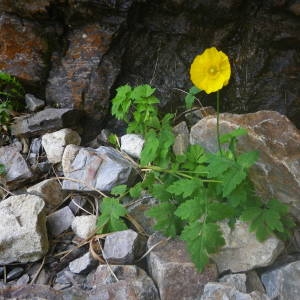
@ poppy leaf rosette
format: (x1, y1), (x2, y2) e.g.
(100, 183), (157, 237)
(190, 47), (231, 94)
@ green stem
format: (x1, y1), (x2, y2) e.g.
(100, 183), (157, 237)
(216, 91), (222, 155)
(140, 165), (221, 183)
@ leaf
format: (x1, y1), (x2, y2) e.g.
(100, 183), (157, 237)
(175, 197), (205, 222)
(222, 167), (247, 197)
(185, 94), (196, 109)
(237, 151), (259, 169)
(206, 202), (235, 222)
(150, 183), (172, 202)
(240, 201), (290, 242)
(97, 197), (128, 234)
(0, 164), (5, 175)
(207, 154), (233, 178)
(185, 86), (201, 109)
(111, 84), (132, 120)
(219, 128), (248, 144)
(111, 184), (128, 196)
(140, 129), (159, 165)
(181, 221), (225, 271)
(146, 202), (181, 237)
(131, 84), (156, 99)
(129, 183), (143, 198)
(167, 178), (202, 199)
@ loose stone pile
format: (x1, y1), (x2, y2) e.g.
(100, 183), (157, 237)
(0, 104), (300, 299)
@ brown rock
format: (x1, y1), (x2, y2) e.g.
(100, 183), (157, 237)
(190, 110), (300, 221)
(0, 13), (49, 86)
(147, 232), (218, 300)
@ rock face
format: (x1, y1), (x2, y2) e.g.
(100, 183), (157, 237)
(190, 111), (300, 221)
(62, 145), (137, 192)
(261, 260), (300, 300)
(0, 145), (32, 189)
(212, 221), (284, 273)
(147, 232), (218, 300)
(0, 13), (49, 87)
(42, 128), (81, 164)
(0, 194), (48, 264)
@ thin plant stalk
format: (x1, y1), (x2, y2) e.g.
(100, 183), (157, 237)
(216, 91), (222, 155)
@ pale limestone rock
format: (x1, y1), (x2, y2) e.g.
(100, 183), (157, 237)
(0, 194), (48, 264)
(71, 215), (97, 239)
(42, 128), (81, 163)
(212, 221), (284, 273)
(121, 133), (145, 159)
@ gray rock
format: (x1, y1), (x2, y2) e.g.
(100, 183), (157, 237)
(219, 273), (247, 293)
(69, 195), (87, 215)
(103, 229), (142, 264)
(71, 215), (97, 239)
(0, 194), (48, 264)
(172, 121), (190, 155)
(201, 282), (270, 300)
(212, 221), (284, 273)
(0, 145), (32, 189)
(147, 232), (218, 300)
(42, 128), (81, 164)
(47, 206), (75, 237)
(11, 108), (82, 138)
(121, 134), (145, 159)
(261, 260), (300, 300)
(190, 111), (300, 222)
(16, 274), (30, 286)
(69, 252), (98, 275)
(247, 270), (266, 294)
(27, 179), (64, 208)
(62, 145), (137, 192)
(90, 264), (159, 300)
(127, 195), (158, 235)
(25, 94), (45, 112)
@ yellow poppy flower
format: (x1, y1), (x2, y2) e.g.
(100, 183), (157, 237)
(190, 47), (231, 94)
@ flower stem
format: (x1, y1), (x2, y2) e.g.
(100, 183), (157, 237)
(216, 91), (222, 155)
